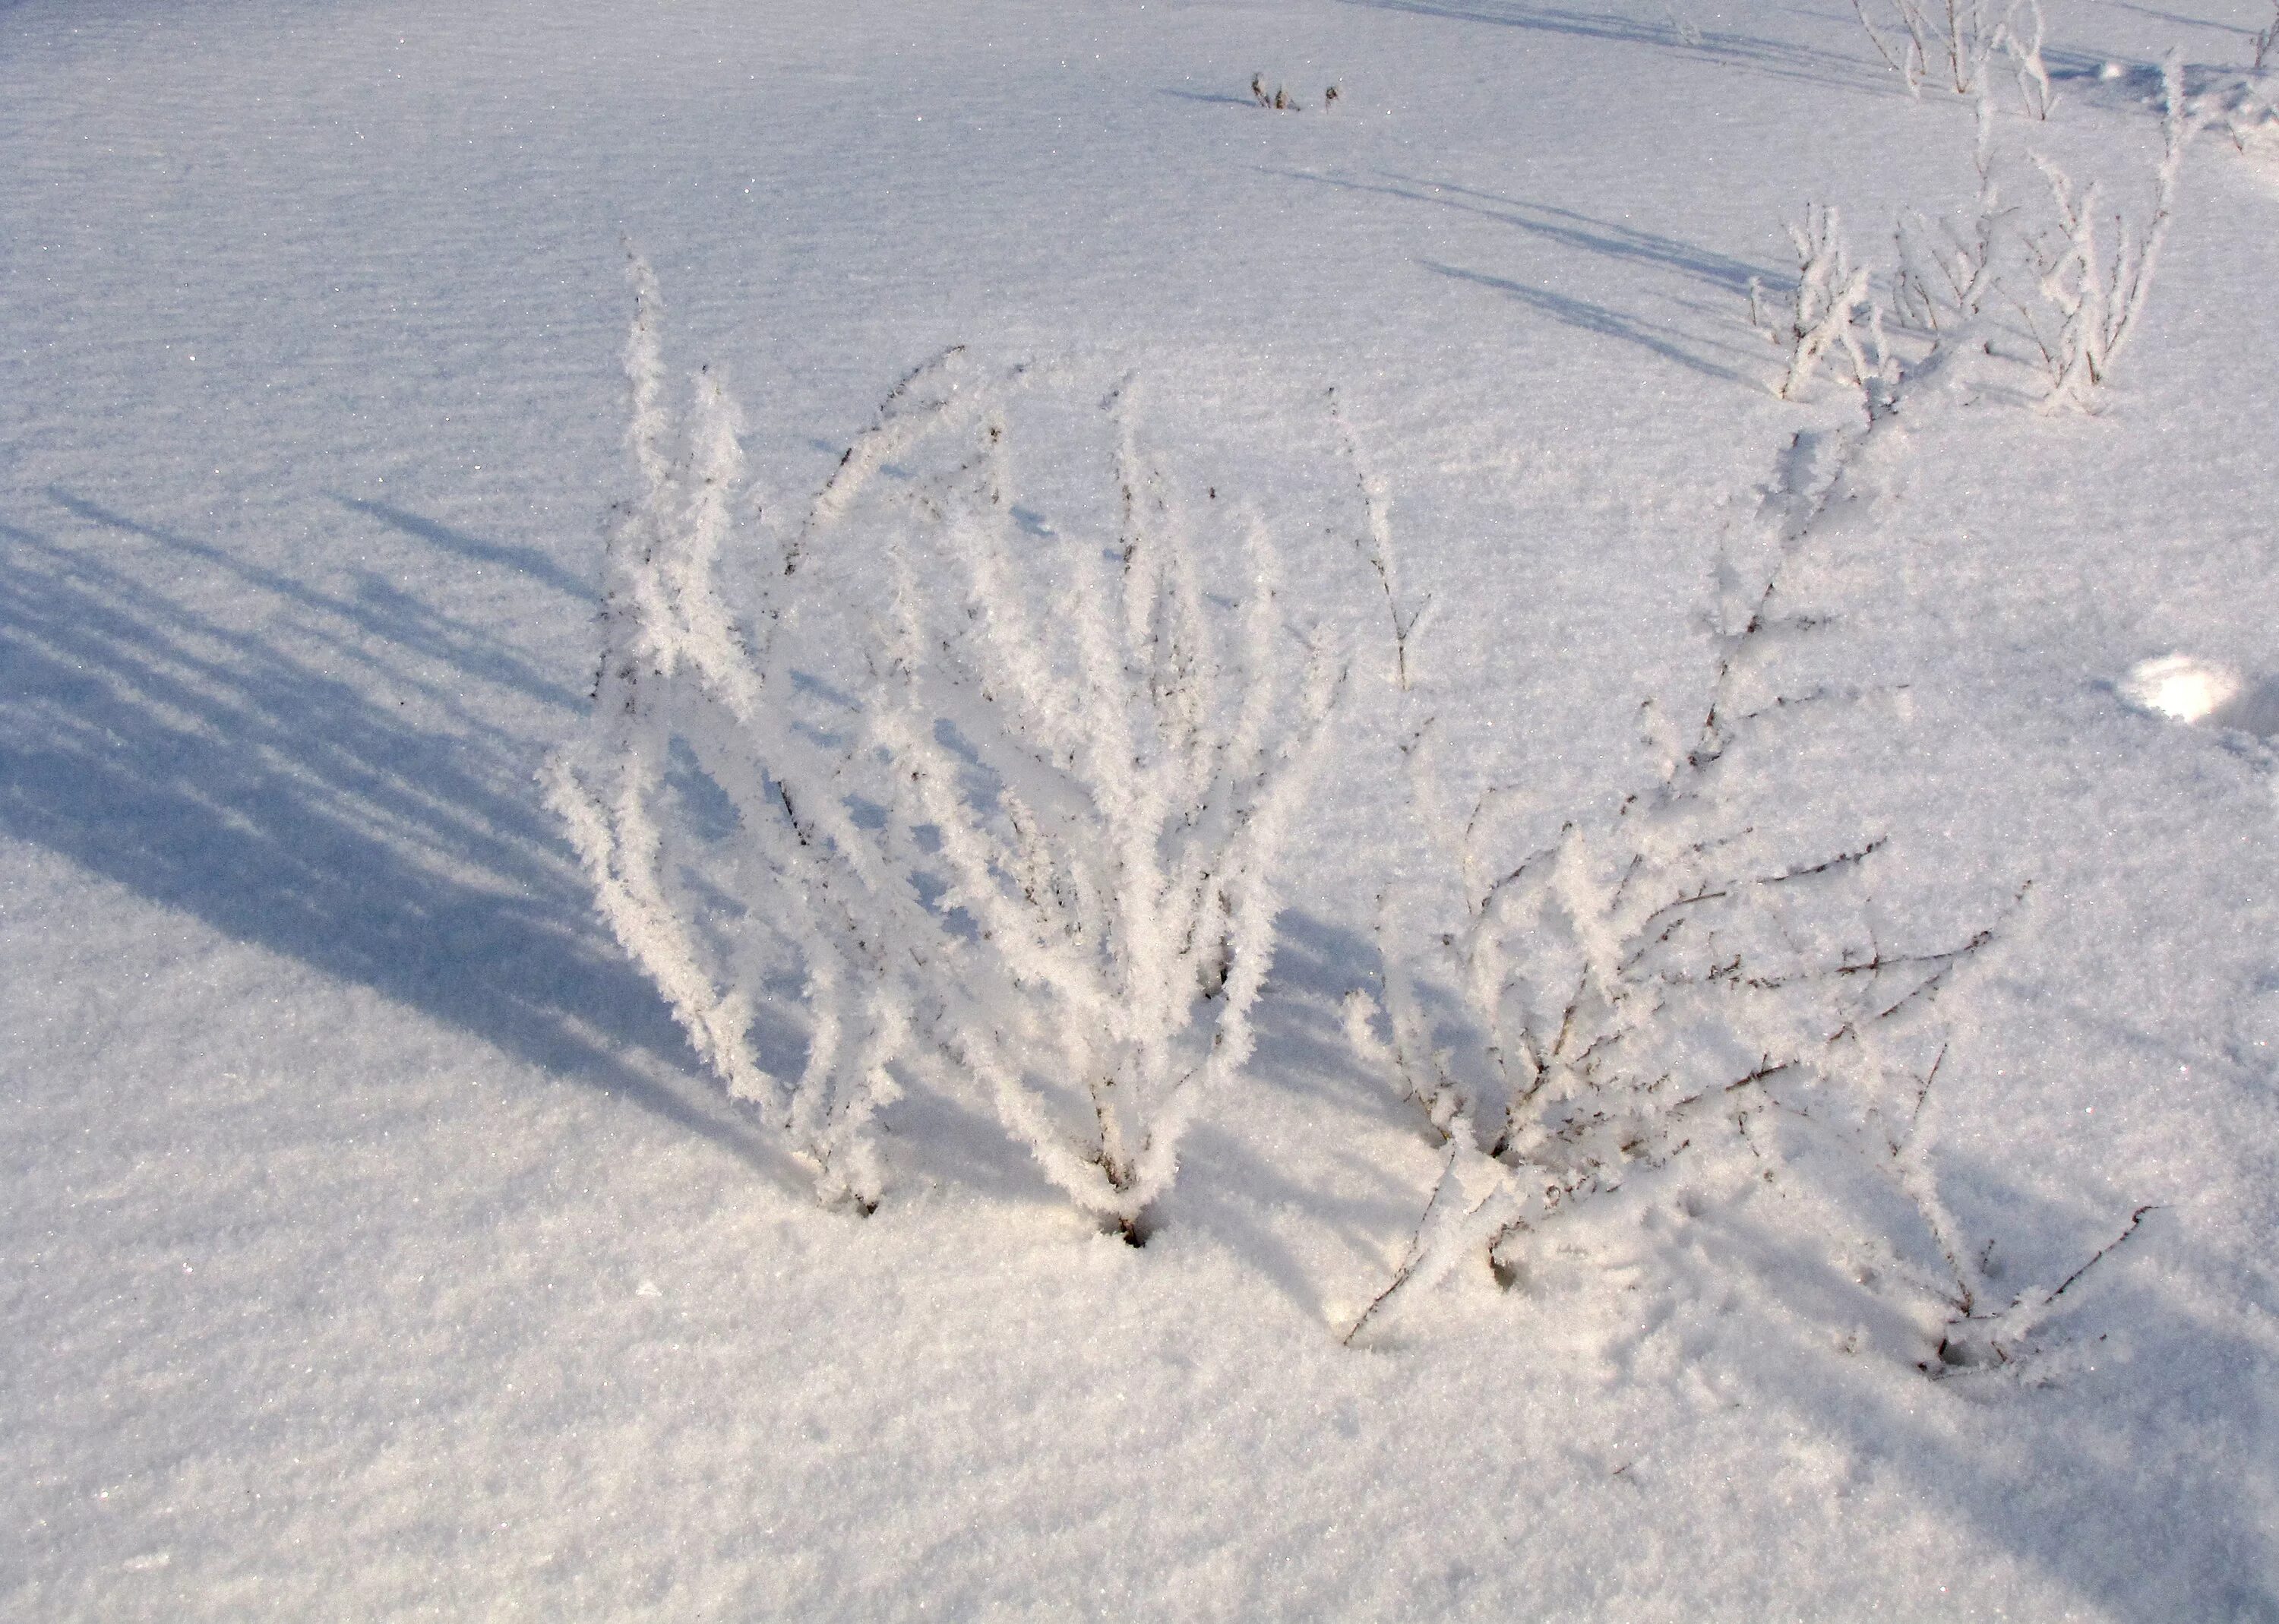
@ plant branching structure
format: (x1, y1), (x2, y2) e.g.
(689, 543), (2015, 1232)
(551, 258), (1338, 1237)
(1852, 0), (2053, 112)
(1342, 411), (2148, 1370)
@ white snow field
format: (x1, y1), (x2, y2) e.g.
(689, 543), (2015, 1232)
(7, 0), (2279, 1616)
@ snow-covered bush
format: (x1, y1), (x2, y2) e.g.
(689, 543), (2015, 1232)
(1747, 204), (1888, 403)
(1893, 102), (2006, 338)
(550, 258), (1336, 1235)
(1341, 416), (2146, 1370)
(545, 258), (918, 1211)
(1852, 0), (2053, 109)
(859, 378), (1340, 1240)
(1343, 572), (1989, 1341)
(2018, 53), (2198, 410)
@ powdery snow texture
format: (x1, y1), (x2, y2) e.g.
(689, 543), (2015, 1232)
(3, 0), (2277, 1619)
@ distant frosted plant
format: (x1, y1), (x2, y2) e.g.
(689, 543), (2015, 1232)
(2018, 53), (2198, 410)
(552, 261), (1337, 1234)
(1852, 0), (2053, 109)
(1250, 72), (1340, 110)
(1893, 100), (2006, 338)
(1748, 204), (1889, 403)
(1252, 74), (1301, 110)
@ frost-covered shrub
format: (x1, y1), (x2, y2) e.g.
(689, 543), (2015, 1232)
(1341, 415), (2145, 1370)
(1747, 204), (1889, 403)
(1893, 102), (2006, 339)
(546, 258), (918, 1211)
(1848, 61), (2194, 412)
(1852, 0), (2053, 108)
(861, 378), (1339, 1240)
(550, 259), (1336, 1234)
(1343, 582), (1990, 1341)
(2018, 54), (2198, 410)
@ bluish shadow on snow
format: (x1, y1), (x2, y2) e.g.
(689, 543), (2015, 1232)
(1269, 169), (1766, 383)
(1421, 260), (1750, 382)
(0, 497), (802, 1188)
(1147, 908), (1437, 1320)
(1680, 1169), (2279, 1620)
(333, 493), (596, 602)
(1231, 912), (2279, 1616)
(1158, 88), (1262, 109)
(49, 489), (584, 713)
(1289, 171), (1778, 295)
(2044, 49), (2260, 103)
(2214, 675), (2279, 741)
(1249, 908), (1392, 1108)
(1332, 0), (1895, 98)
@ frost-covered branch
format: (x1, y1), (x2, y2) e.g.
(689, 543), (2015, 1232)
(1853, 0), (2052, 104)
(2022, 53), (2198, 410)
(545, 252), (918, 1210)
(1329, 387), (1433, 693)
(1749, 205), (1889, 404)
(866, 380), (1341, 1237)
(554, 275), (1342, 1234)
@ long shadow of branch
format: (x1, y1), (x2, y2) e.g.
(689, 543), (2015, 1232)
(331, 492), (596, 603)
(1269, 169), (1766, 382)
(1680, 1171), (2279, 1619)
(1, 497), (790, 1183)
(1282, 169), (1778, 296)
(1333, 0), (1895, 97)
(1422, 259), (1751, 381)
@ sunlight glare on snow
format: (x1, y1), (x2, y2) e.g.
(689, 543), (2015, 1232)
(2119, 653), (2243, 724)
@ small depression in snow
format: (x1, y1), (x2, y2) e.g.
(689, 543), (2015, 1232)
(2119, 654), (2279, 737)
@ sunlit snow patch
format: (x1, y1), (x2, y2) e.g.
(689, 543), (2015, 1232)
(2119, 654), (2243, 724)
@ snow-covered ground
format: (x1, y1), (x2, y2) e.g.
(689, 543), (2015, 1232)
(6, 0), (2278, 1616)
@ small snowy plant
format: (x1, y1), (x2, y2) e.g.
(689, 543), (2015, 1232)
(1748, 204), (1889, 403)
(861, 381), (1340, 1240)
(2018, 53), (2198, 410)
(1341, 415), (2144, 1369)
(545, 256), (915, 1211)
(1876, 69), (2195, 410)
(1852, 0), (2053, 107)
(1893, 100), (2007, 340)
(551, 258), (1337, 1235)
(1342, 589), (1993, 1344)
(1329, 387), (1433, 694)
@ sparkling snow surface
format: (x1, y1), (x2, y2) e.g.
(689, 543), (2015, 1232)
(5, 0), (2277, 1617)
